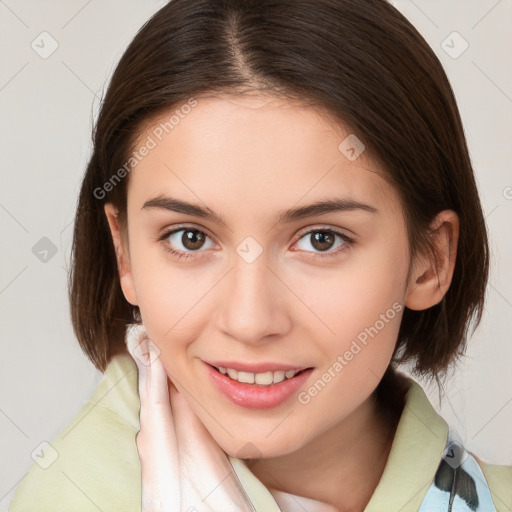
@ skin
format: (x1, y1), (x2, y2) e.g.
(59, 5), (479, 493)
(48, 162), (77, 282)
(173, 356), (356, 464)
(105, 92), (459, 511)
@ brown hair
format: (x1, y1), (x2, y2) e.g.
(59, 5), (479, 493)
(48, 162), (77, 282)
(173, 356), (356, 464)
(69, 0), (489, 398)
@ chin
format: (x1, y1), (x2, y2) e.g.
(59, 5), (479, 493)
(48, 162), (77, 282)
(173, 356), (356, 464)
(216, 432), (301, 461)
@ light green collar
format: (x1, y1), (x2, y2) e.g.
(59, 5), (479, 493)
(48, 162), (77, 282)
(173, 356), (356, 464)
(112, 354), (447, 511)
(227, 377), (448, 512)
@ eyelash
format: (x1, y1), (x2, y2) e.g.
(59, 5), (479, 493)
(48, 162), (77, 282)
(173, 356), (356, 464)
(157, 225), (355, 261)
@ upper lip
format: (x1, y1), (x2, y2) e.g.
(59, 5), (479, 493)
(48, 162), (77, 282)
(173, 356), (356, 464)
(205, 360), (312, 373)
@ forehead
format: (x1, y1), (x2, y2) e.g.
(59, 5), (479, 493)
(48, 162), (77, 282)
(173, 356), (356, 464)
(127, 93), (400, 220)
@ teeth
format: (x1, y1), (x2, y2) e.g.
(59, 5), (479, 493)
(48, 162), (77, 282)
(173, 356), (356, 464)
(255, 371), (273, 385)
(217, 366), (302, 386)
(226, 368), (238, 380)
(273, 370), (285, 384)
(237, 371), (254, 384)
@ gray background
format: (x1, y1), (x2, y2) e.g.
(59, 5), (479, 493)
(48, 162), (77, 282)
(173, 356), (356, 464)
(1, 0), (511, 508)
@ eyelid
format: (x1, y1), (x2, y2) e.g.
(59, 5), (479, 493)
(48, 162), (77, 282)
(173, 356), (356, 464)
(295, 223), (355, 240)
(157, 223), (218, 244)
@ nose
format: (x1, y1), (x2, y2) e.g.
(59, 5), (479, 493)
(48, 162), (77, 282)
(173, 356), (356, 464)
(215, 250), (292, 346)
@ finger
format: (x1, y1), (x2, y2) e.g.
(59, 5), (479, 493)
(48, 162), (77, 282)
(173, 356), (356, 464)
(127, 327), (180, 511)
(169, 384), (256, 512)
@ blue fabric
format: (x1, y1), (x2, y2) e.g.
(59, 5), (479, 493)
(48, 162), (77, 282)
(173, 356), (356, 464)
(419, 430), (497, 512)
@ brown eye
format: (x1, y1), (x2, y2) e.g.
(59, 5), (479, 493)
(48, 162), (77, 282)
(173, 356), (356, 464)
(160, 227), (216, 258)
(294, 227), (353, 257)
(180, 229), (207, 250)
(309, 231), (336, 251)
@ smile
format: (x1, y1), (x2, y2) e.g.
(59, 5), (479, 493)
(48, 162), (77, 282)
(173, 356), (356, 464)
(204, 362), (314, 409)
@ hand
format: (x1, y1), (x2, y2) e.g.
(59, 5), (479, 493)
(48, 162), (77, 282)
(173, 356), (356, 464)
(126, 324), (257, 512)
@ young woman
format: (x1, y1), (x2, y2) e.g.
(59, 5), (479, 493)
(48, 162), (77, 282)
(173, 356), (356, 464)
(10, 0), (511, 511)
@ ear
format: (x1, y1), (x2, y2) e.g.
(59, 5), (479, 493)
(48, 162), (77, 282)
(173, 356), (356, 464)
(405, 210), (459, 311)
(104, 203), (138, 306)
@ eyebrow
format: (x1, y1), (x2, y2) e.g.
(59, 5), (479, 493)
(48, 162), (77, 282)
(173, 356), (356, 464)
(141, 195), (378, 228)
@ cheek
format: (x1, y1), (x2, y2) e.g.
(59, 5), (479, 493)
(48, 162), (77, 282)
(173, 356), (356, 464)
(128, 244), (218, 346)
(291, 243), (408, 388)
(290, 267), (406, 439)
(297, 250), (407, 341)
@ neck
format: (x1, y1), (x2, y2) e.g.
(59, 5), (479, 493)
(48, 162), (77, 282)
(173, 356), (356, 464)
(249, 370), (408, 512)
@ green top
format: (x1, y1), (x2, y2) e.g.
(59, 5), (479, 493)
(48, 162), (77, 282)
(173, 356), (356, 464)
(9, 353), (512, 511)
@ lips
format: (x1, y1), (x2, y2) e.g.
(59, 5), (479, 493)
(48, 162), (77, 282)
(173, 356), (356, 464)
(204, 361), (314, 409)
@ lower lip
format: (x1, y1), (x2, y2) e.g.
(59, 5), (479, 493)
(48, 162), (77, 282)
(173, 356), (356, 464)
(204, 363), (314, 409)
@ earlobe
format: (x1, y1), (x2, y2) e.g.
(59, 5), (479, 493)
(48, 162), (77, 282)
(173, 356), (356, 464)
(405, 210), (459, 311)
(103, 203), (139, 306)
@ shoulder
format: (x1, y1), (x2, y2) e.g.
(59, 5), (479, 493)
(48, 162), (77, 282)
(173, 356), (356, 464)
(10, 354), (142, 512)
(472, 453), (512, 512)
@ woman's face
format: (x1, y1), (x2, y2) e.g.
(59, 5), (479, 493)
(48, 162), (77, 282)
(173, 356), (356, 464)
(109, 93), (416, 458)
